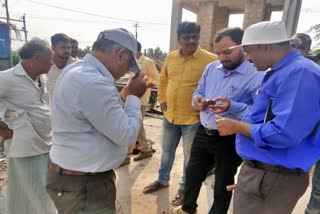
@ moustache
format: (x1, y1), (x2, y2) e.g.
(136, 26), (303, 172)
(222, 60), (231, 65)
(186, 43), (196, 47)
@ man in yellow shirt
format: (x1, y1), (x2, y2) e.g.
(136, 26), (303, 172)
(143, 21), (217, 206)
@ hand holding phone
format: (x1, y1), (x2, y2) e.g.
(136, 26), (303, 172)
(209, 97), (231, 114)
(128, 73), (147, 98)
(205, 99), (216, 106)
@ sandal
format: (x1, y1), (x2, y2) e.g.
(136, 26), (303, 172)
(171, 188), (184, 206)
(143, 181), (169, 194)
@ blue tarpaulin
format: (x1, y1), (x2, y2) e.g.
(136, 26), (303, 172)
(0, 23), (10, 58)
(0, 23), (10, 70)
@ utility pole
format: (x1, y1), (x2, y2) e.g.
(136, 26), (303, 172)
(5, 0), (10, 23)
(22, 14), (28, 41)
(4, 0), (12, 67)
(0, 15), (28, 42)
(133, 22), (140, 39)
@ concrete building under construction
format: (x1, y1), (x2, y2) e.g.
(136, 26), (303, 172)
(170, 0), (302, 51)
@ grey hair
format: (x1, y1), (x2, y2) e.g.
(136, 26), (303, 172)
(18, 38), (51, 59)
(92, 38), (126, 53)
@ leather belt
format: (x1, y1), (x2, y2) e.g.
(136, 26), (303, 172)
(203, 127), (219, 136)
(48, 161), (111, 176)
(246, 160), (307, 176)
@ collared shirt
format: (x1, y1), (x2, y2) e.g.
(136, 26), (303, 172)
(237, 50), (320, 172)
(0, 63), (52, 157)
(50, 54), (142, 173)
(129, 55), (159, 106)
(47, 56), (76, 97)
(158, 47), (218, 125)
(193, 60), (264, 129)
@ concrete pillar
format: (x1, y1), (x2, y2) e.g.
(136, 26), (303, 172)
(214, 6), (230, 36)
(243, 0), (266, 29)
(197, 1), (229, 52)
(264, 4), (273, 21)
(282, 0), (302, 36)
(170, 0), (183, 51)
(197, 1), (215, 51)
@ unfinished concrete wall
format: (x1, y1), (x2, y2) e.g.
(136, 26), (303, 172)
(197, 1), (229, 52)
(169, 0), (299, 52)
(243, 0), (267, 29)
(170, 0), (183, 51)
(197, 1), (215, 51)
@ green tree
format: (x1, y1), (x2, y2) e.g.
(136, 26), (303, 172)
(78, 46), (91, 58)
(144, 47), (167, 63)
(12, 54), (20, 66)
(308, 24), (320, 48)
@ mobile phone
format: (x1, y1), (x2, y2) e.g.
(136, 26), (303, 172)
(205, 99), (216, 106)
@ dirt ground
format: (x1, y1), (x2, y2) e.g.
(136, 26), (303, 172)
(0, 158), (6, 198)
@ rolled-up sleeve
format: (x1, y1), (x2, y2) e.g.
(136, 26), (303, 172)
(78, 78), (141, 146)
(250, 69), (320, 149)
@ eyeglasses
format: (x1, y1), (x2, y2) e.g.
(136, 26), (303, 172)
(181, 34), (200, 41)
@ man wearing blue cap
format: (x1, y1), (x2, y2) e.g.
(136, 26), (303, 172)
(46, 28), (147, 213)
(216, 21), (320, 213)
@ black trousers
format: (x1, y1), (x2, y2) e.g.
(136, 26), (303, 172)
(182, 126), (242, 214)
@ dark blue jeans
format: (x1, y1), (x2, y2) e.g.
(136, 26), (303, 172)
(157, 117), (200, 189)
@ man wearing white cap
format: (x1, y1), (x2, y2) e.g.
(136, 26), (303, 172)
(216, 21), (320, 213)
(46, 28), (147, 213)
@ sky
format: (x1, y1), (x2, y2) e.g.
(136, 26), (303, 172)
(1, 0), (320, 52)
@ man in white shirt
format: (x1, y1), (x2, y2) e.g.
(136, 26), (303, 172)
(0, 38), (55, 214)
(46, 28), (147, 213)
(47, 33), (76, 97)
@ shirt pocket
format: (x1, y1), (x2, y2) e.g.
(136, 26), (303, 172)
(166, 63), (182, 81)
(4, 108), (22, 125)
(181, 65), (204, 83)
(224, 85), (245, 103)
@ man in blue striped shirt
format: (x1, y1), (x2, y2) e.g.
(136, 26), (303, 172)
(216, 21), (320, 214)
(165, 27), (263, 214)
